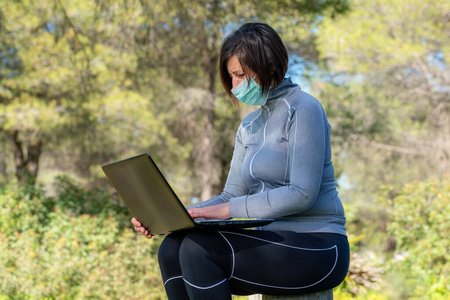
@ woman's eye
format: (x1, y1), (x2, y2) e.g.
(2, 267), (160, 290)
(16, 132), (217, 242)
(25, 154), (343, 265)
(228, 73), (246, 79)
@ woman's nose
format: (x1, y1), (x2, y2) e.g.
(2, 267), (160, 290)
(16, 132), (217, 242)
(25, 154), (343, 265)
(232, 77), (242, 89)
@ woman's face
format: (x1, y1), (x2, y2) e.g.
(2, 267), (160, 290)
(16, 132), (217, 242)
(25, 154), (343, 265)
(226, 55), (258, 89)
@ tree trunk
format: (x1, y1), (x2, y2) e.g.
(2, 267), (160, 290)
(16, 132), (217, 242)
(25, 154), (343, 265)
(199, 96), (215, 201)
(198, 6), (219, 201)
(9, 130), (42, 184)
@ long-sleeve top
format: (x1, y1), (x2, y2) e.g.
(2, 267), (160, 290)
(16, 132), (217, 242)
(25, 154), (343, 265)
(191, 78), (346, 236)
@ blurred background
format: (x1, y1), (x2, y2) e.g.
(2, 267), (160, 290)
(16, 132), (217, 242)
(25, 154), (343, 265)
(0, 0), (448, 299)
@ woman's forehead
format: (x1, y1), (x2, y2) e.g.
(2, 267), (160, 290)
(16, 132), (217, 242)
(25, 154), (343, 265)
(226, 55), (242, 71)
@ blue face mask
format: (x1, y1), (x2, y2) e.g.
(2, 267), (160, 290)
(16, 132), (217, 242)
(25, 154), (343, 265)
(231, 76), (269, 106)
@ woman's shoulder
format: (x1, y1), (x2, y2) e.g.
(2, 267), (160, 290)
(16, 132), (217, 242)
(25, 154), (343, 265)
(282, 89), (325, 116)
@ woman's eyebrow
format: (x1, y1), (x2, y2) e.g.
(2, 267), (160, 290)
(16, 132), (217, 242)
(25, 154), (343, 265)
(229, 69), (244, 75)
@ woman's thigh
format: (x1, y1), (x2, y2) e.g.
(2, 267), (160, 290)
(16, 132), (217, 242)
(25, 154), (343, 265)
(180, 229), (349, 295)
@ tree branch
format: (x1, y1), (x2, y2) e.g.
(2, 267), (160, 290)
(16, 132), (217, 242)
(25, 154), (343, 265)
(349, 134), (426, 156)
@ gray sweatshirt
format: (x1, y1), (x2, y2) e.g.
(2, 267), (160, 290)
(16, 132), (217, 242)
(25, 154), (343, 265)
(192, 78), (346, 236)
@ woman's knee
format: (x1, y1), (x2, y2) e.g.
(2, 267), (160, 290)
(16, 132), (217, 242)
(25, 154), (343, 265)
(158, 232), (186, 267)
(178, 232), (208, 264)
(178, 231), (224, 269)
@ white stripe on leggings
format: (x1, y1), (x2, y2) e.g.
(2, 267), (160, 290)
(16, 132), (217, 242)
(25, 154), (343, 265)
(183, 278), (228, 290)
(164, 275), (183, 286)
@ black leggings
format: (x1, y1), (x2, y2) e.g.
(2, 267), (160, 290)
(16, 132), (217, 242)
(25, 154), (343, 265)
(158, 229), (349, 300)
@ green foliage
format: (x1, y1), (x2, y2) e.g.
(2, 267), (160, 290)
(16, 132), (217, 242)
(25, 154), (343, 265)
(0, 0), (187, 185)
(316, 0), (450, 195)
(317, 0), (449, 73)
(0, 182), (52, 234)
(0, 179), (165, 299)
(379, 175), (450, 299)
(52, 175), (131, 227)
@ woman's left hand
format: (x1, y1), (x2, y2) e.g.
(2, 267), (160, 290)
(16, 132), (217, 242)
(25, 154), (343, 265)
(188, 203), (230, 220)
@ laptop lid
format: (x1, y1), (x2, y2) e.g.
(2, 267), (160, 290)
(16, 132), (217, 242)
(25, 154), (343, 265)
(102, 153), (274, 235)
(102, 153), (196, 235)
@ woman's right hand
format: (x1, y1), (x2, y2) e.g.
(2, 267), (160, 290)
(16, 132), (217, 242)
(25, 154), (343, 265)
(131, 217), (153, 239)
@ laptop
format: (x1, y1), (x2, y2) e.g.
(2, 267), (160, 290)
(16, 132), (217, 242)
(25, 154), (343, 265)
(101, 153), (274, 235)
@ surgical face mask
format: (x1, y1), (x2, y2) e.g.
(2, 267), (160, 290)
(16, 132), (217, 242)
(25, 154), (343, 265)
(231, 76), (269, 106)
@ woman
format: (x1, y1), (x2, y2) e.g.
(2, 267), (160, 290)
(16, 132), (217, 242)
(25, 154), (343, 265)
(132, 22), (349, 299)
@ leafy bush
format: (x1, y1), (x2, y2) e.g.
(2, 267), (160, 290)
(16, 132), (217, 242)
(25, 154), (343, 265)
(0, 182), (53, 235)
(379, 175), (449, 299)
(0, 178), (165, 299)
(52, 175), (130, 226)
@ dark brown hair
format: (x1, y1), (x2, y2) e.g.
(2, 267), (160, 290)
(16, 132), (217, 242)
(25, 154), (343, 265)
(219, 23), (289, 104)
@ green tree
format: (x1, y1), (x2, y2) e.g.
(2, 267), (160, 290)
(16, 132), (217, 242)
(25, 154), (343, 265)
(0, 0), (183, 187)
(316, 0), (450, 192)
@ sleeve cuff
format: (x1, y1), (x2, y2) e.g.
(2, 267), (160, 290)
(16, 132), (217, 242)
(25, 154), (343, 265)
(229, 195), (250, 218)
